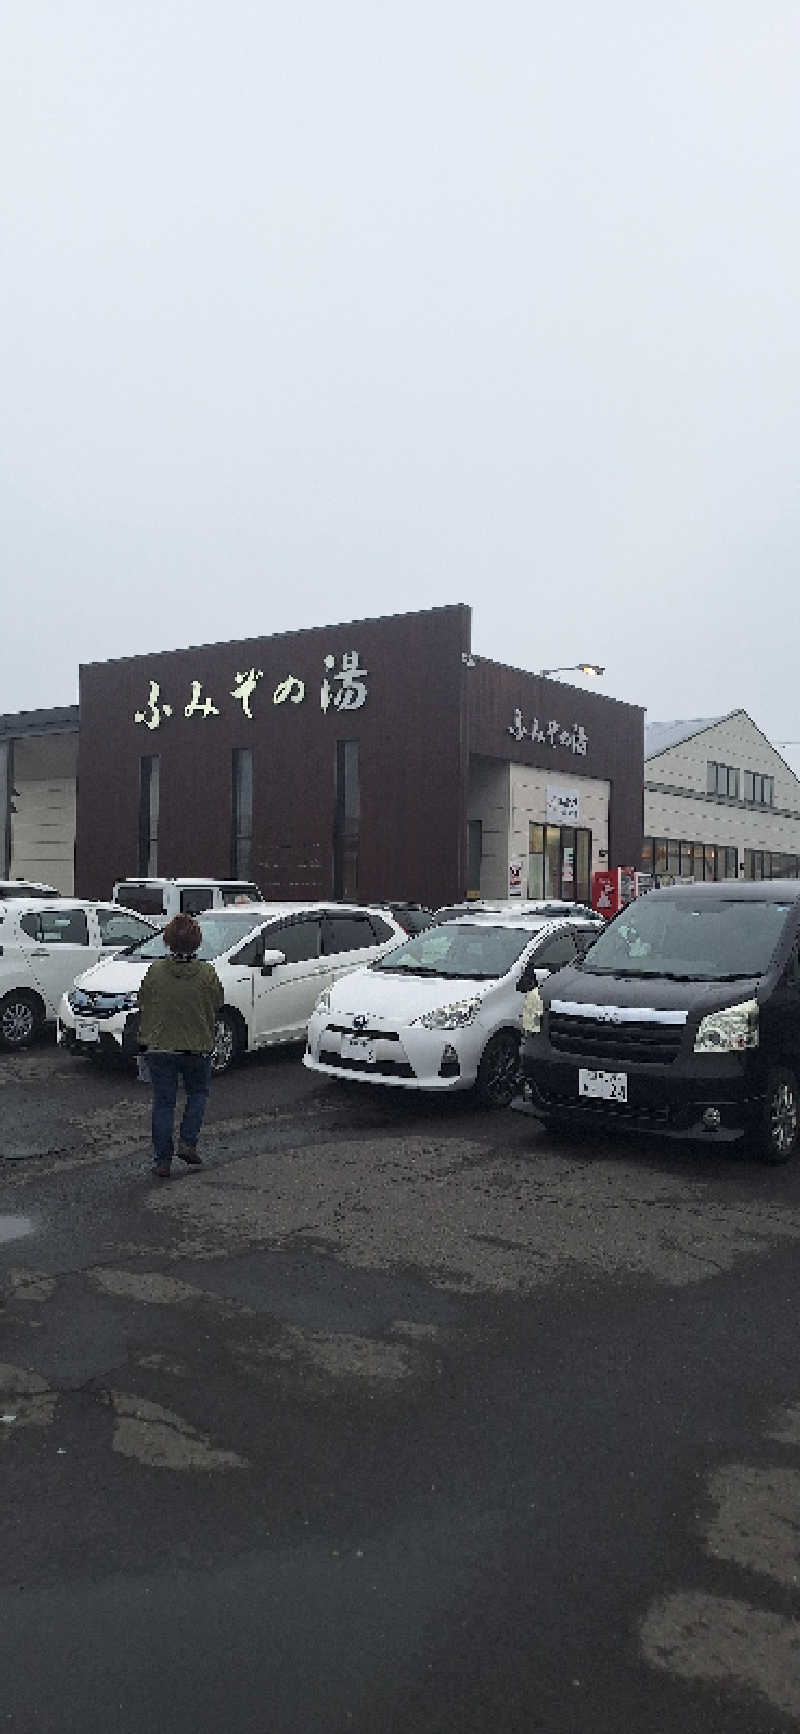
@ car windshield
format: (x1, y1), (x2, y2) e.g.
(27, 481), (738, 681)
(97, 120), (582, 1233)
(372, 921), (539, 980)
(584, 896), (792, 981)
(129, 913), (261, 961)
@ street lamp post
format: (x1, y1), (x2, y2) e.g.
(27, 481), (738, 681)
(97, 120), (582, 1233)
(538, 662), (605, 679)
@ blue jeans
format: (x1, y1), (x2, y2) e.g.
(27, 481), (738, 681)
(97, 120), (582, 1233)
(146, 1051), (212, 1167)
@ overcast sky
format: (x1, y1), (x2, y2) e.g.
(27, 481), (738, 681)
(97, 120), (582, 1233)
(2, 3), (799, 761)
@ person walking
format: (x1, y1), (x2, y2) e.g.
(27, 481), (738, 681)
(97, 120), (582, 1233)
(137, 913), (224, 1178)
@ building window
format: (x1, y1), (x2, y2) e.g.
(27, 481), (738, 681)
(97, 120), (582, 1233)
(744, 770), (774, 807)
(644, 837), (738, 883)
(333, 740), (360, 899)
(231, 749), (253, 878)
(707, 761), (739, 798)
(770, 853), (800, 878)
(138, 755), (159, 875)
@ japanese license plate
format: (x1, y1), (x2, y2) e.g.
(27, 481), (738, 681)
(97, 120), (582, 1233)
(75, 1019), (100, 1043)
(578, 1068), (627, 1102)
(340, 1035), (375, 1065)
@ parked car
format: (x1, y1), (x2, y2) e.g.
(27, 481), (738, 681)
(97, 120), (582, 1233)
(111, 877), (264, 924)
(519, 879), (800, 1163)
(304, 915), (586, 1107)
(0, 880), (61, 900)
(0, 898), (157, 1049)
(433, 899), (603, 936)
(58, 902), (407, 1074)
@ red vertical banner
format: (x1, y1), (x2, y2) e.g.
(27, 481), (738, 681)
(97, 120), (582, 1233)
(591, 870), (619, 919)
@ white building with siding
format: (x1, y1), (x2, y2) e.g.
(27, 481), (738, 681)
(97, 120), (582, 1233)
(644, 710), (800, 882)
(0, 707), (79, 894)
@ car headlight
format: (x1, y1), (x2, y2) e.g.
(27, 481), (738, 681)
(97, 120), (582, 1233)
(694, 998), (759, 1054)
(412, 995), (483, 1030)
(68, 989), (91, 1011)
(113, 992), (139, 1011)
(315, 987), (332, 1015)
(522, 986), (544, 1035)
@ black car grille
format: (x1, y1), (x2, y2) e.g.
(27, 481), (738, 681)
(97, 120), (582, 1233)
(534, 1081), (674, 1126)
(319, 1047), (414, 1079)
(327, 1022), (400, 1043)
(74, 995), (129, 1021)
(548, 1012), (683, 1066)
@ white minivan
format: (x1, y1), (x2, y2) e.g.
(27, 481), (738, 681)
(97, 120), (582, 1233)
(58, 902), (407, 1073)
(0, 899), (157, 1049)
(112, 877), (264, 924)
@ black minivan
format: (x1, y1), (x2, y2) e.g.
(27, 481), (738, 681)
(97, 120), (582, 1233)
(519, 880), (800, 1163)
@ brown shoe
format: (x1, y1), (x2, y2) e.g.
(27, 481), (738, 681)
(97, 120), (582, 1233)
(152, 1162), (171, 1179)
(178, 1146), (202, 1166)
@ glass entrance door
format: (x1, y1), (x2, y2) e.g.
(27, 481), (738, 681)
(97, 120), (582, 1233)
(528, 821), (592, 902)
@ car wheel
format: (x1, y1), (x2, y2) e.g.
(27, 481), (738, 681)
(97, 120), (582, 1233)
(757, 1067), (800, 1164)
(476, 1030), (520, 1108)
(210, 1009), (241, 1076)
(0, 990), (43, 1050)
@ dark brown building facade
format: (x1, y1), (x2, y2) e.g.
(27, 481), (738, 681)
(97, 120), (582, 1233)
(75, 604), (643, 908)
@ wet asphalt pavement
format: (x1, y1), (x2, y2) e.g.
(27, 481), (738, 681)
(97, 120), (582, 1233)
(2, 1039), (800, 1733)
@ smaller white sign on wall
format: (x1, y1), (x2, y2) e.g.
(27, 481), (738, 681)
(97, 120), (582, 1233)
(508, 857), (524, 897)
(546, 788), (580, 824)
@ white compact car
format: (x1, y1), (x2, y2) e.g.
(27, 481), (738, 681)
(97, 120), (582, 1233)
(433, 899), (604, 936)
(58, 902), (407, 1073)
(303, 916), (588, 1107)
(0, 898), (157, 1049)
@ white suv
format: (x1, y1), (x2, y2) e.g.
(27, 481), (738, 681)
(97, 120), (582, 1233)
(0, 899), (157, 1049)
(58, 902), (407, 1073)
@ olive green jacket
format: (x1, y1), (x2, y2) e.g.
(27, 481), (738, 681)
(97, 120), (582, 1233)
(138, 957), (223, 1053)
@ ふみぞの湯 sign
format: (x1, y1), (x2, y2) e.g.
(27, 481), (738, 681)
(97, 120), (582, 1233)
(132, 651), (369, 730)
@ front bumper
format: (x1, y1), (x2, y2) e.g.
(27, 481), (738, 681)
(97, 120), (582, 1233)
(57, 1005), (140, 1061)
(304, 1011), (483, 1091)
(520, 1037), (759, 1143)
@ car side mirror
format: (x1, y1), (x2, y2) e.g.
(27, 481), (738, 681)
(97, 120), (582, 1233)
(260, 948), (286, 975)
(518, 963), (549, 993)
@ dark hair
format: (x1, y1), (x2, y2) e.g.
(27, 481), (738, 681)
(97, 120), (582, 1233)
(163, 914), (202, 956)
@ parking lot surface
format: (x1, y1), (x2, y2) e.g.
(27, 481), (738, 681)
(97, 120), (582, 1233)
(2, 1040), (800, 1733)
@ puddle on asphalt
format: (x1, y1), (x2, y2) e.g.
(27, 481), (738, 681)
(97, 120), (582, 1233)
(0, 1216), (35, 1245)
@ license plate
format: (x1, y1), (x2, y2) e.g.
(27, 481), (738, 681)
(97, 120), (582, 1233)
(75, 1019), (100, 1043)
(340, 1034), (375, 1065)
(578, 1067), (627, 1102)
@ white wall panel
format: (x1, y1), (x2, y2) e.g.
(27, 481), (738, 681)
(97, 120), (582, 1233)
(645, 711), (800, 859)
